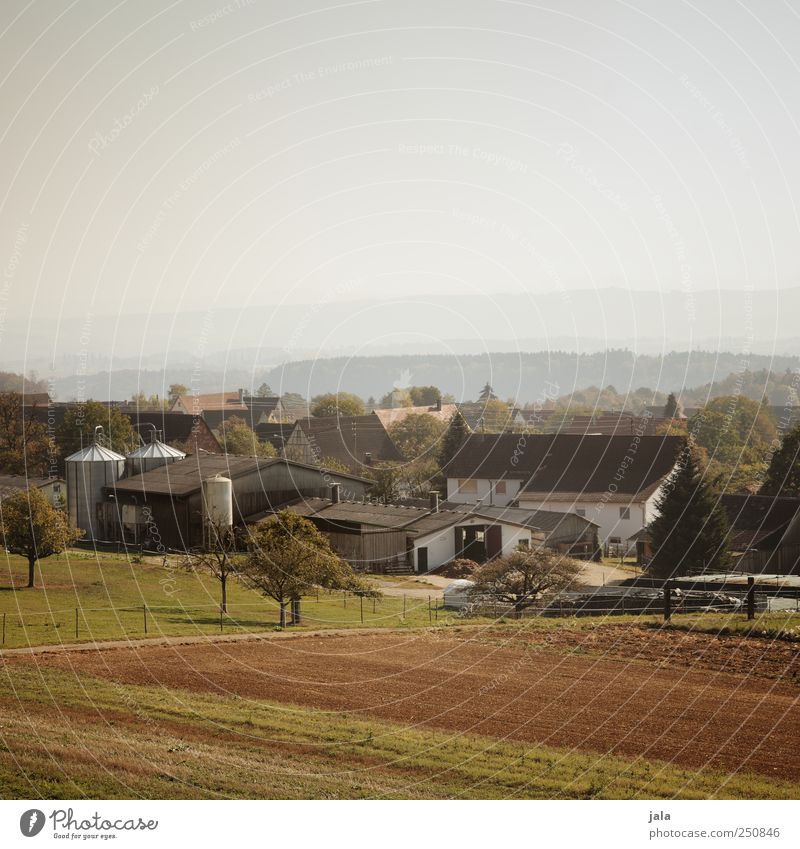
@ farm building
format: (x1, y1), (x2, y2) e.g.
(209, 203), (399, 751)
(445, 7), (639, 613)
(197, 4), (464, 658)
(96, 455), (371, 550)
(721, 494), (800, 575)
(284, 414), (403, 474)
(250, 491), (545, 573)
(121, 409), (222, 454)
(0, 473), (65, 507)
(445, 432), (684, 553)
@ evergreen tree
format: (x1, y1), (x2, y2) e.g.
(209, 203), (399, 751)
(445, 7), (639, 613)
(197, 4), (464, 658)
(478, 383), (497, 402)
(438, 411), (470, 469)
(649, 446), (731, 578)
(760, 423), (800, 497)
(663, 392), (681, 418)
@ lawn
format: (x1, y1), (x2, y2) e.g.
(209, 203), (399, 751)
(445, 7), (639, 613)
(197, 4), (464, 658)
(0, 551), (470, 649)
(1, 663), (793, 800)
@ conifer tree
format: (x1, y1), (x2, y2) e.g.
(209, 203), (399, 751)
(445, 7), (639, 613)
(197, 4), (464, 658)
(438, 411), (470, 470)
(649, 445), (731, 578)
(760, 423), (800, 497)
(663, 392), (681, 419)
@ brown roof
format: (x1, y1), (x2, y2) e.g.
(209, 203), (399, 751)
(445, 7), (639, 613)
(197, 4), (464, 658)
(720, 494), (800, 550)
(111, 455), (371, 498)
(296, 414), (403, 469)
(372, 404), (459, 428)
(121, 410), (222, 451)
(0, 474), (63, 499)
(171, 392), (245, 414)
(447, 433), (684, 501)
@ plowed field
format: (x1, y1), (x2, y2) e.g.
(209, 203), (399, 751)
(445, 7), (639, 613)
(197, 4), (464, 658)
(15, 625), (799, 781)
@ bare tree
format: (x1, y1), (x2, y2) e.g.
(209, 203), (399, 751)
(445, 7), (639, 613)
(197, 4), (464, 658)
(180, 520), (238, 613)
(469, 548), (583, 616)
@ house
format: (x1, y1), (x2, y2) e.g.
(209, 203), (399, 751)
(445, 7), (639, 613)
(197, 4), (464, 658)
(122, 410), (222, 454)
(285, 414), (403, 473)
(250, 491), (544, 573)
(372, 401), (459, 429)
(0, 474), (66, 507)
(455, 401), (523, 431)
(169, 390), (246, 417)
(99, 455), (372, 550)
(721, 494), (800, 575)
(171, 390), (310, 430)
(445, 432), (684, 553)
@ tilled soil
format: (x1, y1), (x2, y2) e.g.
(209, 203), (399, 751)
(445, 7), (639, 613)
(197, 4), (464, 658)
(12, 626), (799, 780)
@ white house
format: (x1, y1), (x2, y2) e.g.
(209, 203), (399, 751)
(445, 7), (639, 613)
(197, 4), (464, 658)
(0, 474), (66, 507)
(444, 433), (684, 554)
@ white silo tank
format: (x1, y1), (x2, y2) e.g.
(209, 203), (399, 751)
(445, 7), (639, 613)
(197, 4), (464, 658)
(65, 442), (126, 540)
(202, 475), (233, 530)
(127, 437), (185, 476)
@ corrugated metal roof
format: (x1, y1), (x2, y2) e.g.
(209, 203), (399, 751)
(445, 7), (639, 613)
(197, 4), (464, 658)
(127, 440), (186, 460)
(65, 443), (126, 463)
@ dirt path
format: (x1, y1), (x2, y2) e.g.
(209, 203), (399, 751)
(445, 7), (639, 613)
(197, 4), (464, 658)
(11, 626), (798, 781)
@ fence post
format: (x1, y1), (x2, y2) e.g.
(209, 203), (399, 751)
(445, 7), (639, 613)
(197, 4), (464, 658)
(747, 576), (755, 621)
(428, 595), (432, 624)
(2, 612), (5, 645)
(143, 605), (148, 635)
(220, 608), (224, 633)
(372, 597), (376, 614)
(343, 591), (346, 608)
(403, 595), (406, 619)
(663, 582), (672, 621)
(75, 608), (79, 640)
(360, 595), (364, 624)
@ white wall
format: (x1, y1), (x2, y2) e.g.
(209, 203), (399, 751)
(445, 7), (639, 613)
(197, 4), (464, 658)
(413, 516), (533, 571)
(517, 495), (653, 553)
(446, 477), (521, 507)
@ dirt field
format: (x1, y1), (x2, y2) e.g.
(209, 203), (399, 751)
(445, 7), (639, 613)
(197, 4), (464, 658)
(15, 624), (798, 783)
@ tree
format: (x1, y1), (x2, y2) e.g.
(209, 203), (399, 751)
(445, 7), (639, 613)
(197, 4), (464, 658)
(478, 399), (514, 433)
(648, 445), (731, 578)
(469, 548), (583, 616)
(218, 416), (277, 458)
(130, 391), (166, 411)
(366, 464), (403, 504)
(168, 384), (188, 403)
(663, 392), (682, 419)
(256, 382), (273, 397)
(438, 411), (470, 469)
(761, 423), (800, 497)
(408, 385), (442, 406)
(0, 488), (82, 588)
(311, 392), (365, 418)
(180, 521), (238, 613)
(388, 414), (446, 461)
(478, 383), (498, 402)
(240, 512), (377, 626)
(0, 392), (52, 475)
(56, 401), (137, 459)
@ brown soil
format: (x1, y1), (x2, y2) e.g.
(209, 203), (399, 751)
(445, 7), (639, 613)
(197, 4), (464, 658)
(11, 626), (799, 780)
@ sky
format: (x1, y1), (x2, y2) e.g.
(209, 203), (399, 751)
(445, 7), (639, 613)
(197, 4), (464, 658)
(1, 0), (799, 369)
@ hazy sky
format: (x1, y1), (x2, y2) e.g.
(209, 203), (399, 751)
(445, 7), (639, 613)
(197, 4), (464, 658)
(1, 0), (799, 365)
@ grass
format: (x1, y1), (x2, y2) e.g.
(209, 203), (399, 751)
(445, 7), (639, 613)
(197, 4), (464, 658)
(0, 552), (478, 649)
(655, 610), (800, 642)
(1, 664), (793, 800)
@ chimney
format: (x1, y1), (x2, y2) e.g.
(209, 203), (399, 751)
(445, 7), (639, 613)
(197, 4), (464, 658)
(429, 491), (440, 512)
(435, 397), (442, 412)
(364, 452), (372, 465)
(330, 483), (341, 504)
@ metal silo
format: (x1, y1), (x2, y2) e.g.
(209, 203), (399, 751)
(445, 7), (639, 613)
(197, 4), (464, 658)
(202, 476), (233, 530)
(127, 433), (185, 476)
(65, 434), (126, 540)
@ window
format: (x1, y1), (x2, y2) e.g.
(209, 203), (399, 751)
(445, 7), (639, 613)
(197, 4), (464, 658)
(495, 480), (507, 495)
(576, 508), (586, 517)
(458, 478), (478, 493)
(518, 538), (530, 550)
(619, 507), (630, 520)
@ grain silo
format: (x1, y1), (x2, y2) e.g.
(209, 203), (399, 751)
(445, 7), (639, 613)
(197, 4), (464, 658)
(202, 475), (233, 546)
(65, 431), (125, 540)
(127, 430), (185, 476)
